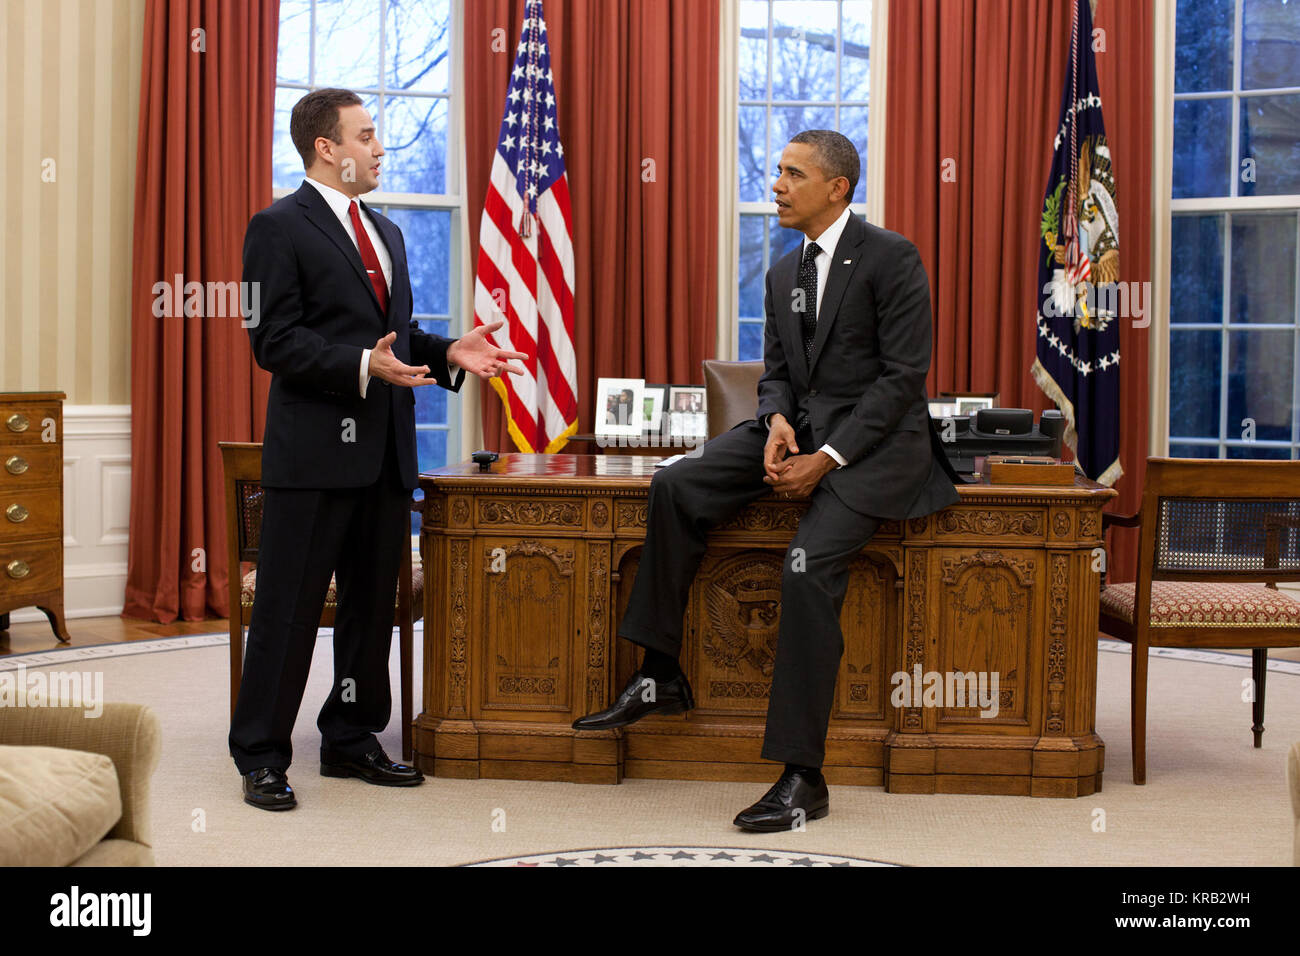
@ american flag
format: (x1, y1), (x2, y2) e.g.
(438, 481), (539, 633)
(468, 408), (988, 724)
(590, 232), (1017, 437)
(473, 0), (578, 453)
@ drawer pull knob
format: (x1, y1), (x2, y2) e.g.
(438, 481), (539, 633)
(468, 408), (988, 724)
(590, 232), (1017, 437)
(5, 413), (29, 433)
(6, 503), (28, 523)
(4, 456), (27, 475)
(6, 560), (30, 579)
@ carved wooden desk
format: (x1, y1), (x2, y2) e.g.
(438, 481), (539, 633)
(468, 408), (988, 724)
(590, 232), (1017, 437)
(417, 454), (1116, 797)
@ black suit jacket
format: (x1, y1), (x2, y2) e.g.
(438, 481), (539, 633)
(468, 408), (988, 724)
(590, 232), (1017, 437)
(242, 181), (464, 490)
(754, 213), (959, 519)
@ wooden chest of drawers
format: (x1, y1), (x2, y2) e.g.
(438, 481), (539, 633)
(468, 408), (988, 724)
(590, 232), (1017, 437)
(0, 391), (69, 642)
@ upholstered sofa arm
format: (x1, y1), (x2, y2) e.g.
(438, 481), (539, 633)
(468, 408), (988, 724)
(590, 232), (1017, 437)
(0, 703), (161, 846)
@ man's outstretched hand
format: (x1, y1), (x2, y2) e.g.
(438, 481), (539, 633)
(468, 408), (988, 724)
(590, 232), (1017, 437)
(369, 331), (436, 387)
(447, 319), (529, 380)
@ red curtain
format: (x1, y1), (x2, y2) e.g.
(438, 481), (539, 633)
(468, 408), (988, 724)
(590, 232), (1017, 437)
(465, 0), (720, 449)
(123, 0), (276, 623)
(885, 0), (1152, 581)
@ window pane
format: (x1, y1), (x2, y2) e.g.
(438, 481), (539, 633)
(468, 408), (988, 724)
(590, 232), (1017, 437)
(1170, 214), (1224, 325)
(273, 87), (306, 189)
(315, 0), (382, 89)
(416, 427), (448, 472)
(739, 319), (764, 362)
(1226, 443), (1294, 459)
(769, 212), (803, 263)
(1175, 0), (1233, 93)
(1169, 329), (1223, 439)
(740, 0), (769, 100)
(1173, 98), (1232, 198)
(1169, 441), (1222, 458)
(1228, 329), (1294, 442)
(739, 105), (771, 202)
(770, 104), (835, 176)
(1230, 212), (1297, 325)
(386, 0), (451, 93)
(277, 0), (311, 84)
(839, 105), (869, 203)
(387, 207), (451, 314)
(413, 324), (449, 426)
(739, 214), (766, 318)
(1239, 94), (1300, 196)
(382, 94), (448, 194)
(840, 1), (872, 102)
(771, 1), (838, 102)
(1243, 0), (1300, 90)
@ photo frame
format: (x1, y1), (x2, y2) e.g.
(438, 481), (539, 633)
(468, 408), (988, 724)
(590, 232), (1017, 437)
(642, 384), (669, 434)
(667, 385), (708, 439)
(594, 378), (646, 437)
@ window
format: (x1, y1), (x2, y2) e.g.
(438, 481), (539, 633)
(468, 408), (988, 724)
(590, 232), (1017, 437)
(736, 0), (873, 361)
(273, 0), (462, 483)
(1169, 0), (1300, 460)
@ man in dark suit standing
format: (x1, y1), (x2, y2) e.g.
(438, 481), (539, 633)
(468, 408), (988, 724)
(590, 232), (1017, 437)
(230, 88), (525, 810)
(573, 130), (959, 831)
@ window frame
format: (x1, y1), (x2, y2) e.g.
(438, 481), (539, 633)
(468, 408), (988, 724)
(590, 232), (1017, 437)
(723, 0), (885, 362)
(271, 0), (466, 479)
(1166, 0), (1300, 461)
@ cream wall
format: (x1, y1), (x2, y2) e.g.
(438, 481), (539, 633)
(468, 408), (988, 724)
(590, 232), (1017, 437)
(1, 0), (144, 405)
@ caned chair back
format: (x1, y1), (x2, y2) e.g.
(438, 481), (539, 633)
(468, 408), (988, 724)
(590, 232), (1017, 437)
(1137, 458), (1300, 587)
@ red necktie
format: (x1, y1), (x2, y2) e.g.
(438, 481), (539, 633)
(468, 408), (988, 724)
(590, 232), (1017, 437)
(348, 199), (389, 314)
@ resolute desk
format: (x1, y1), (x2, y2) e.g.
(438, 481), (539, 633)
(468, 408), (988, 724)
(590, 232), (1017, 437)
(416, 453), (1116, 797)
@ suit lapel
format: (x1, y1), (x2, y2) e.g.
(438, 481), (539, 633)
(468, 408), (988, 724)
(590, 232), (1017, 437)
(296, 183), (387, 322)
(772, 250), (808, 389)
(808, 214), (865, 377)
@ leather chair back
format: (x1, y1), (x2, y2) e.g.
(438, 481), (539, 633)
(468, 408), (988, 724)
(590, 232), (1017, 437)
(702, 359), (764, 438)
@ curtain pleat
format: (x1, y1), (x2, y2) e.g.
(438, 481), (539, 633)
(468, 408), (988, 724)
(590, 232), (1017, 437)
(123, 0), (276, 623)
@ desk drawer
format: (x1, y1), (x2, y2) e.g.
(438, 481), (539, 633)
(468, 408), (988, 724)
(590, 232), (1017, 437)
(0, 444), (62, 489)
(0, 538), (61, 600)
(1, 403), (60, 441)
(0, 486), (61, 541)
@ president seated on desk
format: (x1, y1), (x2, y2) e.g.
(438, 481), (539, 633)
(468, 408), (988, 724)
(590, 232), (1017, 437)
(572, 130), (960, 832)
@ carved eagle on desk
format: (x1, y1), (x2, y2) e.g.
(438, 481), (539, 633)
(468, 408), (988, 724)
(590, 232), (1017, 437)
(703, 579), (781, 676)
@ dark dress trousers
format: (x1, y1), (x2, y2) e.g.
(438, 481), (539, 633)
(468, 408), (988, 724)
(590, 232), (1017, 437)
(229, 181), (464, 774)
(618, 213), (959, 768)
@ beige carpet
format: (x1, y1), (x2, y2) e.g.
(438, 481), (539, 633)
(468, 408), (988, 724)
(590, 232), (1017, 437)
(6, 632), (1298, 866)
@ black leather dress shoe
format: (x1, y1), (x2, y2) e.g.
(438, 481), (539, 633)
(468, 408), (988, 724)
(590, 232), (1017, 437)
(733, 769), (829, 832)
(243, 767), (296, 811)
(320, 748), (424, 786)
(572, 669), (694, 731)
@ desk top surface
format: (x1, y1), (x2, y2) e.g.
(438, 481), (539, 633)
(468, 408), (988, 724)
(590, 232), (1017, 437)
(421, 453), (1115, 500)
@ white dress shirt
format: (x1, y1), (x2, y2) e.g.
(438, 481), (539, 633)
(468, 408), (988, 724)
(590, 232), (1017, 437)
(304, 176), (454, 398)
(765, 205), (853, 468)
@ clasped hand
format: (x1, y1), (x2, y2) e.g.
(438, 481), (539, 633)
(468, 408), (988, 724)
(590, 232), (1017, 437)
(762, 413), (835, 497)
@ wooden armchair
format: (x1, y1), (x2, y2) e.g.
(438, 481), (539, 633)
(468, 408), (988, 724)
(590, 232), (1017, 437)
(218, 442), (423, 761)
(1099, 458), (1300, 784)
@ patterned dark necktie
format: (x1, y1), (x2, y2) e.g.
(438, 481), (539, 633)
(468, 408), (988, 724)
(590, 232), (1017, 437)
(798, 241), (821, 362)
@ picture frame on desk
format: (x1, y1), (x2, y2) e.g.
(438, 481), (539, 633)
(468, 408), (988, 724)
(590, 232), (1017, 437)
(667, 385), (708, 440)
(939, 391), (999, 416)
(642, 384), (668, 434)
(594, 377), (646, 438)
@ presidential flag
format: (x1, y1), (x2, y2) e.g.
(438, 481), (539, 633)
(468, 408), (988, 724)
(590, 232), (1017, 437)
(1031, 0), (1122, 486)
(474, 0), (578, 453)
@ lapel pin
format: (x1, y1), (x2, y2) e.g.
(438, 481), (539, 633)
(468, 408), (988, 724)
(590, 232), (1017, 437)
(843, 259), (851, 265)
